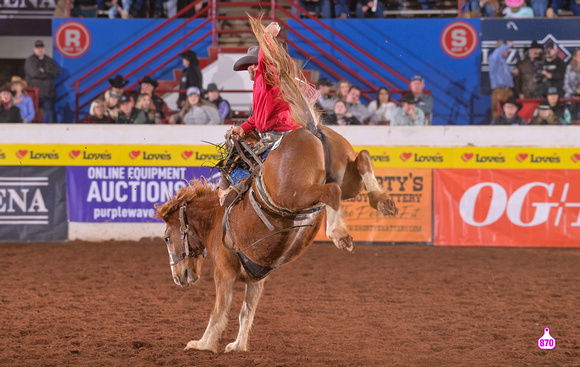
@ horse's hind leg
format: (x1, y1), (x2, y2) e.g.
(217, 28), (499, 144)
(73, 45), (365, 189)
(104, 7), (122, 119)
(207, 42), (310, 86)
(356, 150), (398, 216)
(184, 271), (236, 353)
(326, 205), (355, 253)
(225, 279), (265, 353)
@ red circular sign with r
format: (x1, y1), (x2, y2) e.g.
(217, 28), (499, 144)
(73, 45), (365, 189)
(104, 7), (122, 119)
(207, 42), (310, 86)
(440, 22), (478, 59)
(55, 21), (91, 58)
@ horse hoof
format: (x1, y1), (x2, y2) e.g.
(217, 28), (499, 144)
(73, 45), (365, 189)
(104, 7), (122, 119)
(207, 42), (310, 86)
(184, 340), (217, 354)
(335, 235), (355, 254)
(378, 199), (399, 217)
(225, 341), (247, 353)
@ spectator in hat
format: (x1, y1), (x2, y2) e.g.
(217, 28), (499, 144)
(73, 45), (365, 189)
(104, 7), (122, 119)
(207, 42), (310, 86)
(169, 86), (220, 125)
(367, 87), (396, 125)
(178, 50), (203, 109)
(137, 75), (169, 123)
(205, 83), (231, 123)
(488, 41), (514, 119)
(514, 41), (543, 99)
(503, 0), (534, 17)
(103, 90), (121, 121)
(0, 85), (23, 123)
(391, 93), (425, 126)
(345, 86), (372, 123)
(25, 40), (60, 123)
(546, 0), (580, 17)
(316, 78), (335, 114)
(117, 94), (150, 124)
(79, 100), (114, 124)
(10, 76), (35, 123)
(542, 87), (571, 124)
(108, 75), (129, 96)
(530, 100), (558, 125)
(535, 40), (567, 97)
(409, 75), (433, 124)
(491, 96), (526, 125)
(564, 49), (580, 122)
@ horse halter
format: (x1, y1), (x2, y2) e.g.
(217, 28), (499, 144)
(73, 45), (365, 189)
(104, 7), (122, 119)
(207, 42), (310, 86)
(167, 201), (207, 266)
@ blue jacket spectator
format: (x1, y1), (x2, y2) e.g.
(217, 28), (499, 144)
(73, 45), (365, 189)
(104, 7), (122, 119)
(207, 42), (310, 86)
(10, 76), (35, 123)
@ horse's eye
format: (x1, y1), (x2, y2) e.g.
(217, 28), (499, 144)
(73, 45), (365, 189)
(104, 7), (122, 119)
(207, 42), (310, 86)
(165, 237), (171, 245)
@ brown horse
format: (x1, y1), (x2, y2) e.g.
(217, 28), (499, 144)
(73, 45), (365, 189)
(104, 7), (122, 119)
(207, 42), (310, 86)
(155, 127), (397, 353)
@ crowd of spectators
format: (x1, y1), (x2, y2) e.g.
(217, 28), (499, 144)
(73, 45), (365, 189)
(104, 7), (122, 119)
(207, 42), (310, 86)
(489, 39), (579, 125)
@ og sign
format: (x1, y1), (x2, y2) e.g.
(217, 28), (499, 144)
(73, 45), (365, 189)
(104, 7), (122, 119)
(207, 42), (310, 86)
(55, 21), (91, 58)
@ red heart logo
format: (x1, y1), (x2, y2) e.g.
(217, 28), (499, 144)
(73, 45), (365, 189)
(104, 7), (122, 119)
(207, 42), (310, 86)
(181, 151), (193, 160)
(462, 153), (473, 162)
(129, 151), (141, 160)
(16, 150), (28, 159)
(572, 154), (580, 163)
(69, 150), (81, 159)
(516, 153), (528, 163)
(400, 152), (412, 162)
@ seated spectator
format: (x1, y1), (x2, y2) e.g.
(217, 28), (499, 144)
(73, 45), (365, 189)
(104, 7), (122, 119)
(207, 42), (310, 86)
(169, 87), (220, 125)
(104, 90), (120, 121)
(503, 0), (534, 17)
(10, 76), (35, 123)
(117, 94), (150, 124)
(335, 0), (351, 18)
(79, 100), (114, 124)
(298, 0), (333, 18)
(336, 79), (352, 101)
(323, 100), (361, 125)
(529, 0), (547, 16)
(546, 0), (580, 17)
(355, 0), (386, 18)
(368, 87), (396, 124)
(205, 83), (231, 123)
(108, 0), (130, 19)
(135, 93), (159, 124)
(409, 75), (434, 124)
(491, 96), (526, 125)
(530, 100), (559, 125)
(131, 0), (164, 18)
(137, 76), (170, 123)
(544, 86), (571, 124)
(316, 78), (335, 114)
(108, 75), (129, 97)
(71, 0), (98, 17)
(391, 93), (425, 126)
(345, 86), (372, 123)
(462, 0), (497, 17)
(0, 85), (22, 123)
(564, 48), (580, 121)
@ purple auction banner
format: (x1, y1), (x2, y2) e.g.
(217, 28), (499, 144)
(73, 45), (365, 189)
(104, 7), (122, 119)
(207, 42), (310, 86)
(66, 166), (212, 222)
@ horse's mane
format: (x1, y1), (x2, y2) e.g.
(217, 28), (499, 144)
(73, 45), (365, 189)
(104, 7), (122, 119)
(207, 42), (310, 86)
(248, 16), (321, 130)
(154, 179), (215, 221)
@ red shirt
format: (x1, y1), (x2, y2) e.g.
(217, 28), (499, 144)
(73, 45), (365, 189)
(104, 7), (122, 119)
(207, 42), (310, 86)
(240, 49), (302, 134)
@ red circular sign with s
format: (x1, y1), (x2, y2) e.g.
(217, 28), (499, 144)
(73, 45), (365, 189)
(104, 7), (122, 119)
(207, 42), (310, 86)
(440, 22), (478, 59)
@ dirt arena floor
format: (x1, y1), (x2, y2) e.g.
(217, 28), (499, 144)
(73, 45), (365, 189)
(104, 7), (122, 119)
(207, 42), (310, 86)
(1, 239), (579, 367)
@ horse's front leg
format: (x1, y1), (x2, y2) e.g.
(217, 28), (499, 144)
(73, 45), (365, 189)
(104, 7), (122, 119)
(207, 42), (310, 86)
(184, 270), (236, 353)
(356, 150), (398, 216)
(225, 279), (265, 353)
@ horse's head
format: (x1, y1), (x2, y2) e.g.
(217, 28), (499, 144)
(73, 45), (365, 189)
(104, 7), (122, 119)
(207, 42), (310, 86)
(155, 181), (216, 287)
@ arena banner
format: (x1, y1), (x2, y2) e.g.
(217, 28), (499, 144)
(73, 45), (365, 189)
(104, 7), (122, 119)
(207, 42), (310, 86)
(0, 166), (68, 242)
(434, 169), (580, 247)
(315, 168), (432, 243)
(66, 166), (212, 222)
(0, 144), (223, 167)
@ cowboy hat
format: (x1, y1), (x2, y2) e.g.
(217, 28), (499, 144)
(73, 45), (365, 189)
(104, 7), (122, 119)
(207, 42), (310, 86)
(233, 46), (259, 71)
(180, 50), (198, 62)
(0, 84), (15, 96)
(400, 93), (417, 104)
(10, 76), (27, 89)
(139, 75), (158, 88)
(501, 96), (522, 110)
(205, 83), (221, 92)
(108, 74), (129, 88)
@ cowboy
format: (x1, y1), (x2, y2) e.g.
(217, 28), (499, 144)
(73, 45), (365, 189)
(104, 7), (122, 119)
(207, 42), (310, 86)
(217, 21), (309, 205)
(108, 74), (129, 97)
